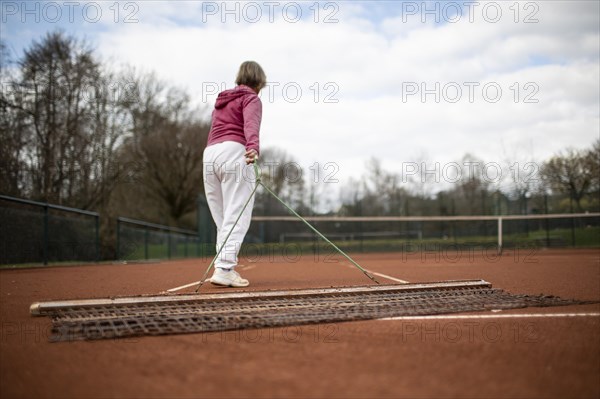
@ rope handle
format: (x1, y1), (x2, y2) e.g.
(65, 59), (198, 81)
(195, 160), (379, 293)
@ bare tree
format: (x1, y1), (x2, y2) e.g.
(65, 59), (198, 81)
(587, 139), (600, 204)
(254, 147), (306, 215)
(433, 154), (493, 215)
(115, 70), (209, 225)
(0, 41), (28, 197)
(305, 161), (338, 215)
(541, 147), (596, 212)
(0, 31), (124, 209)
(338, 158), (409, 217)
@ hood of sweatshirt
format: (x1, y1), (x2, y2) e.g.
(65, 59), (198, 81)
(215, 85), (256, 109)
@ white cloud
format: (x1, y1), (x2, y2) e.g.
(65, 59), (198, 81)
(88, 0), (599, 189)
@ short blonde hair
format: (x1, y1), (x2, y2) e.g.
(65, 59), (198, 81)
(235, 61), (267, 92)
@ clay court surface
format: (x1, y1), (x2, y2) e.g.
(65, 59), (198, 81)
(1, 248), (599, 398)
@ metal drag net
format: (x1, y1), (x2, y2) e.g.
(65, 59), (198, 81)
(31, 281), (593, 342)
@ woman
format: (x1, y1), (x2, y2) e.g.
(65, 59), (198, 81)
(203, 61), (266, 287)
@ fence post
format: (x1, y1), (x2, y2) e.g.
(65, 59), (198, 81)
(167, 231), (171, 259)
(144, 227), (149, 260)
(198, 194), (215, 257)
(544, 194), (550, 247)
(43, 203), (49, 265)
(569, 195), (576, 247)
(95, 215), (100, 262)
(259, 222), (265, 243)
(116, 218), (121, 260)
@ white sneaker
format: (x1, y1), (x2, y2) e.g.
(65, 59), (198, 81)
(209, 268), (249, 288)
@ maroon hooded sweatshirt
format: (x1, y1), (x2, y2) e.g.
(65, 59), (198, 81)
(206, 85), (262, 155)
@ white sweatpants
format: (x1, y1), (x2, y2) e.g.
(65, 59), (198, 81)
(203, 141), (256, 270)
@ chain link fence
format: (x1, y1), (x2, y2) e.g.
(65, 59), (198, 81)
(0, 195), (99, 265)
(2, 194), (598, 265)
(116, 217), (206, 261)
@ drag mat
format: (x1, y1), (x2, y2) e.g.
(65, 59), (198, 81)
(30, 280), (596, 342)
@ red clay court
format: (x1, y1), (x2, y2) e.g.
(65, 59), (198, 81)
(1, 248), (599, 398)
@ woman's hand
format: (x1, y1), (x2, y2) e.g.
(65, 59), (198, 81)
(245, 149), (258, 164)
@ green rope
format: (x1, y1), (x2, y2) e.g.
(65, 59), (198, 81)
(258, 181), (379, 285)
(196, 162), (379, 293)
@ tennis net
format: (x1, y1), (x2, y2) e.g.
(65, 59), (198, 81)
(245, 213), (600, 254)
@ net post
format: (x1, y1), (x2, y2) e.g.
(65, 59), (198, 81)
(497, 217), (503, 255)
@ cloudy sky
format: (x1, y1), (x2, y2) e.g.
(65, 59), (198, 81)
(2, 1), (599, 191)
